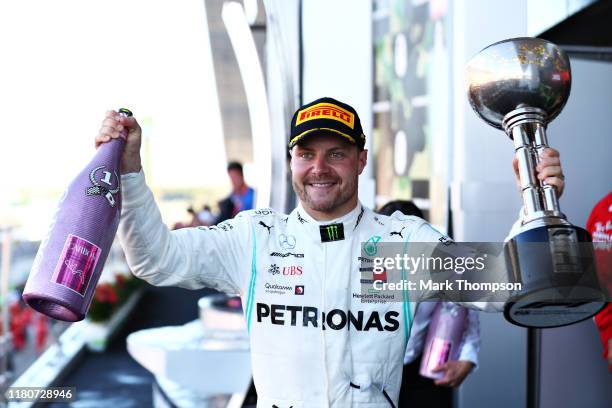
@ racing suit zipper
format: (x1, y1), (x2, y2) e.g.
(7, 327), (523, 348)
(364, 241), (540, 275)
(321, 242), (330, 407)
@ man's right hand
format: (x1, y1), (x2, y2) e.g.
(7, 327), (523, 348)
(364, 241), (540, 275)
(95, 110), (142, 174)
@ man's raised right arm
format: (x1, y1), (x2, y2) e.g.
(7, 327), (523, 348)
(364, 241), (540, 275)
(96, 111), (250, 294)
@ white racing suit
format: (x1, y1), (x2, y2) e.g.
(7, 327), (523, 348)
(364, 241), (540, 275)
(118, 171), (497, 408)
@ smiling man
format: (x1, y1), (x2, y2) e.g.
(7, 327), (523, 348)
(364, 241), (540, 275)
(289, 98), (368, 221)
(96, 97), (565, 408)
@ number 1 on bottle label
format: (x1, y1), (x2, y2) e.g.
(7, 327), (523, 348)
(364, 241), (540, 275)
(100, 171), (113, 186)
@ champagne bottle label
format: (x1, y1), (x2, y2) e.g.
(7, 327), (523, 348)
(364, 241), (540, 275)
(51, 234), (102, 296)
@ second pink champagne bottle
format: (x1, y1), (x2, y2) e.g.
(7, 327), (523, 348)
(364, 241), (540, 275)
(23, 109), (132, 322)
(419, 302), (468, 379)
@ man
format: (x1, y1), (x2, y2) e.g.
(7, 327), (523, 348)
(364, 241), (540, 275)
(216, 161), (256, 223)
(378, 201), (477, 406)
(96, 97), (565, 407)
(586, 191), (612, 373)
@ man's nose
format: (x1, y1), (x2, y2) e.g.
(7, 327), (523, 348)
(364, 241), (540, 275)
(311, 154), (330, 173)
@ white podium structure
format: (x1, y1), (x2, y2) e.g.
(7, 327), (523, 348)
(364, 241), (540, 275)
(127, 295), (252, 407)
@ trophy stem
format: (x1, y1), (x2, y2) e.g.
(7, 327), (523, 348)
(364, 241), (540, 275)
(503, 107), (566, 225)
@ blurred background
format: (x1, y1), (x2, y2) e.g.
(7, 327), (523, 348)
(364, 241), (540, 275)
(0, 0), (611, 407)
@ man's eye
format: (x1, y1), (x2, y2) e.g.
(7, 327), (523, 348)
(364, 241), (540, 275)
(300, 152), (313, 159)
(330, 151), (345, 159)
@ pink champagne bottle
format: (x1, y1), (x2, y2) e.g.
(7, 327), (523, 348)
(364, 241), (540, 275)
(419, 302), (468, 379)
(22, 108), (132, 322)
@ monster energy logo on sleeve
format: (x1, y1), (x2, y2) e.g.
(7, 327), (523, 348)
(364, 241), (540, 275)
(320, 223), (345, 242)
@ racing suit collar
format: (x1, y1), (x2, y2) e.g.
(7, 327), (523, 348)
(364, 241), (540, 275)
(293, 202), (366, 242)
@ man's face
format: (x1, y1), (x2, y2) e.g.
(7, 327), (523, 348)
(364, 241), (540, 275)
(290, 135), (367, 220)
(228, 169), (244, 191)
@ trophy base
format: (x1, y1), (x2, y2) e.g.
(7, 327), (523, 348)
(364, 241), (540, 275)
(504, 288), (606, 328)
(504, 224), (606, 328)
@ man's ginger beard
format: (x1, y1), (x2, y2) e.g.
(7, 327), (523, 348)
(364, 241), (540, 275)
(292, 171), (359, 214)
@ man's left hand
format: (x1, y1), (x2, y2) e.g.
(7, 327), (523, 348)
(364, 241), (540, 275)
(431, 360), (475, 387)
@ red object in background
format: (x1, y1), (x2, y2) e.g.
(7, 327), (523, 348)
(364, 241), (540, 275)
(586, 191), (612, 243)
(586, 191), (612, 373)
(35, 314), (49, 353)
(586, 192), (612, 287)
(94, 283), (118, 304)
(115, 274), (126, 288)
(9, 303), (32, 351)
(7, 302), (49, 353)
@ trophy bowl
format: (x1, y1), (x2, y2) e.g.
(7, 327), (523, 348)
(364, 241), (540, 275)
(466, 37), (571, 129)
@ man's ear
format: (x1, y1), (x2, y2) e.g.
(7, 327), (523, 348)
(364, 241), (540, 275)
(357, 148), (368, 175)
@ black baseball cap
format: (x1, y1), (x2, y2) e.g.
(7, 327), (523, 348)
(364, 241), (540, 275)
(288, 97), (366, 150)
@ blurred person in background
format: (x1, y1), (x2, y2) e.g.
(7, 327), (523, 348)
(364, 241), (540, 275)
(378, 200), (478, 407)
(173, 206), (204, 229)
(197, 205), (215, 226)
(215, 161), (255, 223)
(215, 196), (235, 224)
(586, 191), (612, 373)
(186, 206), (203, 227)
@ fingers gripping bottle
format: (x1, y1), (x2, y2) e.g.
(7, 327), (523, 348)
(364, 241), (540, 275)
(23, 108), (132, 322)
(419, 302), (468, 379)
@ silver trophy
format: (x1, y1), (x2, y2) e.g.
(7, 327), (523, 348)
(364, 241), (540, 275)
(466, 37), (605, 328)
